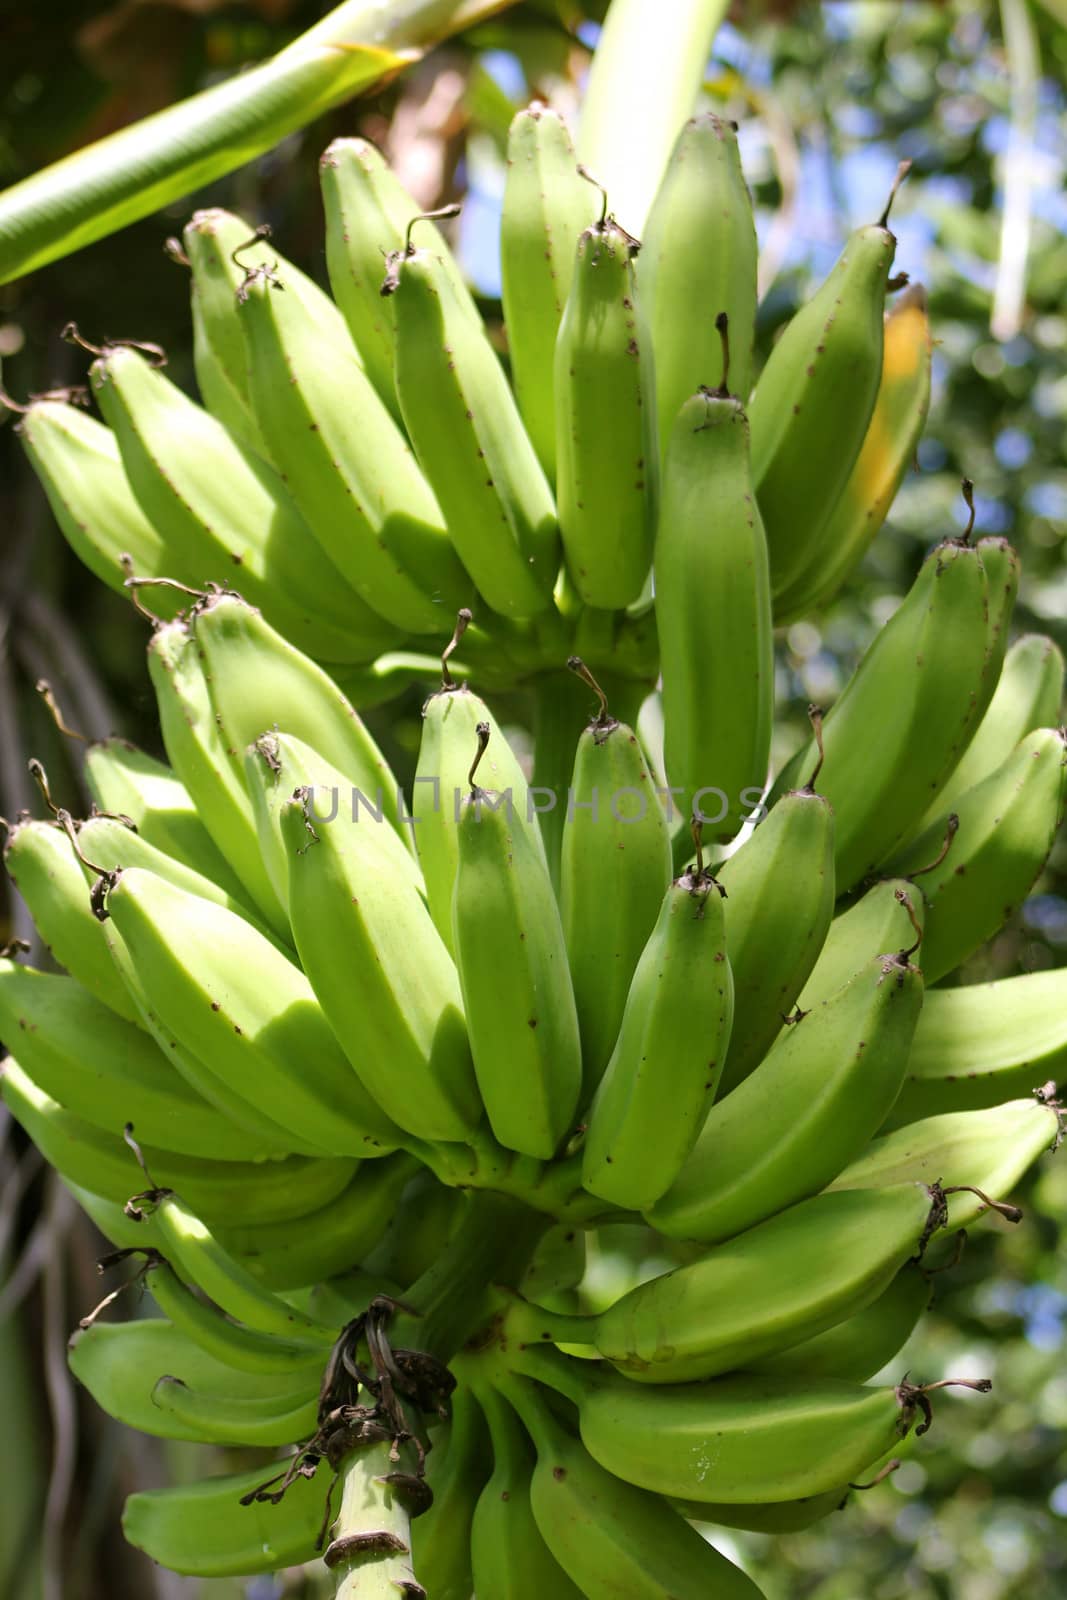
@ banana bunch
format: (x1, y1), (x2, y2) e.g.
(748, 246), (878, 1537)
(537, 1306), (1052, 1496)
(2, 89), (1065, 1600)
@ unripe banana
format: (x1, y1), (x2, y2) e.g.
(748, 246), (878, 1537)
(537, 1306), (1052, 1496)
(189, 590), (406, 841)
(88, 342), (390, 661)
(278, 785), (481, 1144)
(413, 659), (548, 955)
(770, 533), (1018, 894)
(559, 666), (673, 1098)
(581, 845), (734, 1211)
(640, 114), (758, 454)
(512, 1181), (943, 1383)
(507, 1344), (937, 1510)
(655, 357), (774, 843)
(911, 631), (1064, 831)
(1, 1059), (354, 1224)
(389, 218), (560, 619)
(123, 1458), (323, 1577)
(235, 262), (472, 633)
(500, 104), (598, 480)
(451, 730), (583, 1159)
(890, 973), (1067, 1124)
(189, 277), (268, 457)
(214, 1154), (417, 1290)
(68, 1318), (321, 1447)
(149, 1374), (320, 1447)
(749, 175), (903, 598)
(17, 399), (180, 609)
(182, 204), (361, 446)
(649, 947), (922, 1243)
(496, 1374), (767, 1598)
(554, 187), (658, 607)
(144, 1257), (329, 1376)
(796, 877), (923, 1011)
(136, 1188), (338, 1343)
(889, 726), (1067, 984)
(83, 737), (245, 896)
(147, 619), (287, 934)
(0, 959), (253, 1162)
(470, 1383), (585, 1599)
(830, 1097), (1060, 1216)
(750, 1260), (932, 1382)
(409, 1388), (489, 1599)
(714, 781), (835, 1096)
(2, 817), (141, 1022)
(320, 135), (480, 414)
(100, 865), (400, 1156)
(774, 280), (933, 621)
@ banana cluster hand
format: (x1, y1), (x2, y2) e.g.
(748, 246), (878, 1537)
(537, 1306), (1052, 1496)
(3, 91), (1064, 1600)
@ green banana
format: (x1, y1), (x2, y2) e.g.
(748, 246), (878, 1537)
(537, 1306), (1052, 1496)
(830, 1097), (1060, 1214)
(16, 399), (183, 611)
(389, 215), (560, 619)
(409, 1387), (489, 1599)
(144, 1258), (327, 1377)
(770, 535), (1018, 894)
(889, 973), (1067, 1124)
(70, 1316), (319, 1444)
(147, 619), (289, 934)
(886, 727), (1067, 983)
(581, 843), (734, 1210)
(559, 667), (673, 1097)
(236, 261), (471, 634)
(912, 631), (1065, 831)
(500, 104), (598, 480)
(413, 672), (547, 955)
(640, 113), (758, 454)
(87, 342), (389, 662)
(495, 1374), (767, 1599)
(190, 590), (406, 839)
(749, 1260), (932, 1382)
(99, 864), (400, 1157)
(510, 1181), (944, 1383)
(2, 817), (141, 1023)
(244, 730), (419, 920)
(182, 203), (360, 449)
(773, 280), (933, 621)
(469, 1382), (586, 1600)
(83, 737), (245, 895)
(188, 269), (269, 457)
(655, 360), (774, 842)
(554, 184), (658, 608)
(675, 1487), (851, 1535)
(451, 730), (583, 1158)
(748, 177), (901, 598)
(505, 1345), (946, 1511)
(795, 877), (923, 1011)
(211, 1154), (417, 1290)
(135, 1187), (339, 1343)
(648, 947), (922, 1243)
(320, 135), (480, 414)
(122, 1459), (324, 1577)
(520, 1223), (587, 1314)
(1, 1058), (354, 1224)
(713, 781), (836, 1096)
(277, 785), (481, 1144)
(0, 959), (258, 1162)
(75, 811), (280, 946)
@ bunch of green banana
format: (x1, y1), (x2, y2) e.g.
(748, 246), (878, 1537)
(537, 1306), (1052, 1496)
(5, 68), (1064, 1600)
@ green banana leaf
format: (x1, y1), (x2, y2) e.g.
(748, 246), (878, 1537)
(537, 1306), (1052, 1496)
(0, 0), (519, 286)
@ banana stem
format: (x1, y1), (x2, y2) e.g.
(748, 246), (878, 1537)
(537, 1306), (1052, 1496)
(391, 1190), (549, 1363)
(328, 1436), (423, 1599)
(529, 669), (591, 891)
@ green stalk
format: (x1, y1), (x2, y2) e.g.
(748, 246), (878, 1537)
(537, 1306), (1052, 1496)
(0, 0), (519, 285)
(329, 1437), (424, 1599)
